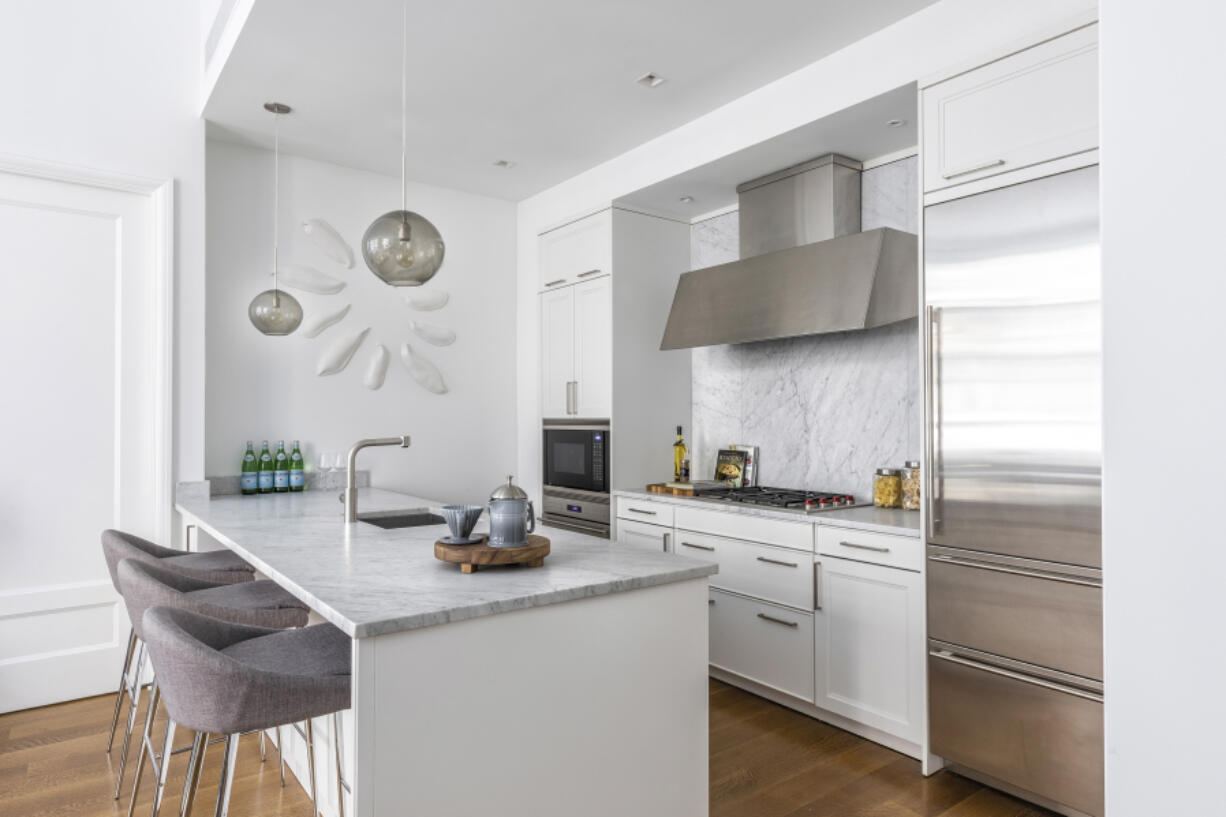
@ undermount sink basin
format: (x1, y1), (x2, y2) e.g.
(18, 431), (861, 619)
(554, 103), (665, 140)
(357, 509), (446, 530)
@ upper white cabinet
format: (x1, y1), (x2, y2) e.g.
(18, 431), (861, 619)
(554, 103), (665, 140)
(922, 23), (1098, 194)
(538, 208), (612, 291)
(539, 278), (611, 418)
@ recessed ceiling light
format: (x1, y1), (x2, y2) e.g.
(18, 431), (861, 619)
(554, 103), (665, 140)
(679, 195), (694, 204)
(885, 118), (906, 127)
(636, 72), (666, 88)
(493, 159), (516, 169)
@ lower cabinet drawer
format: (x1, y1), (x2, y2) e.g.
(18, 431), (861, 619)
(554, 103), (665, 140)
(929, 648), (1104, 817)
(615, 518), (671, 553)
(817, 526), (921, 571)
(677, 530), (812, 610)
(708, 588), (814, 702)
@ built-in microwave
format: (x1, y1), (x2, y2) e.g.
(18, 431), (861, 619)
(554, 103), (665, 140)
(543, 422), (608, 493)
(542, 422), (611, 537)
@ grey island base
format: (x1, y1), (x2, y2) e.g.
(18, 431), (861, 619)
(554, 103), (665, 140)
(176, 487), (715, 817)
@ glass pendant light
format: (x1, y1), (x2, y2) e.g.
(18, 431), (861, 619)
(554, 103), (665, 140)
(249, 102), (304, 335)
(360, 1), (445, 287)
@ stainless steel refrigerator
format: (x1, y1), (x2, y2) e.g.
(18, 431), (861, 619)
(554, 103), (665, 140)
(924, 165), (1103, 817)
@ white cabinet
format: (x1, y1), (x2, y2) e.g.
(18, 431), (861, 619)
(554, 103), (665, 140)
(922, 23), (1098, 194)
(538, 278), (611, 418)
(616, 518), (672, 553)
(615, 496), (675, 527)
(813, 554), (924, 745)
(672, 529), (813, 612)
(709, 588), (814, 702)
(538, 208), (612, 290)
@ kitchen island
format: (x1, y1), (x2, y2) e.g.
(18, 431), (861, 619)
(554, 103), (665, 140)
(176, 486), (716, 817)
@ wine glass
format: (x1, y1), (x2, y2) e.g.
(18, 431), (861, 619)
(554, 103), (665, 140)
(319, 452), (335, 473)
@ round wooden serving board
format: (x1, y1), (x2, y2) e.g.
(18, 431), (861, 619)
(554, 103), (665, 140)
(434, 534), (550, 573)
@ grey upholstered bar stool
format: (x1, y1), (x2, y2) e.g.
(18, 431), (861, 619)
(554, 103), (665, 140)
(115, 558), (310, 816)
(101, 530), (256, 802)
(141, 606), (351, 817)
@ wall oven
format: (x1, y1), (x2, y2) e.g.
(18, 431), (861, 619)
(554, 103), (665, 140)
(542, 422), (610, 537)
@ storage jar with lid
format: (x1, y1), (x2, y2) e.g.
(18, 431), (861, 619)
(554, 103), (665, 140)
(902, 461), (921, 511)
(873, 468), (902, 508)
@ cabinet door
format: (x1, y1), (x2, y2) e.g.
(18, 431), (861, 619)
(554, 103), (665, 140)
(709, 588), (814, 702)
(538, 208), (612, 290)
(540, 286), (575, 418)
(616, 518), (671, 553)
(923, 24), (1097, 193)
(573, 276), (612, 418)
(814, 556), (924, 744)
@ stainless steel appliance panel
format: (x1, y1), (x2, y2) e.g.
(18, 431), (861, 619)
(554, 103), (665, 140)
(929, 645), (1104, 817)
(542, 486), (610, 532)
(925, 166), (1101, 567)
(928, 545), (1102, 680)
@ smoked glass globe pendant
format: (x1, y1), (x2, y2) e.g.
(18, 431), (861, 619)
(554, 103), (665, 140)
(362, 2), (445, 287)
(249, 102), (303, 336)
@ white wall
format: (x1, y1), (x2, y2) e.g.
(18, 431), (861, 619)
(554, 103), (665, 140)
(1100, 2), (1226, 813)
(206, 140), (517, 504)
(0, 1), (207, 515)
(513, 0), (1096, 501)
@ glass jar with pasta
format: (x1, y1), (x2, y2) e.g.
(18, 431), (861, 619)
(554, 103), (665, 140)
(902, 460), (921, 510)
(873, 468), (902, 508)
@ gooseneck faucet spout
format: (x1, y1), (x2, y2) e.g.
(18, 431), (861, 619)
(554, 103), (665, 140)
(345, 436), (411, 523)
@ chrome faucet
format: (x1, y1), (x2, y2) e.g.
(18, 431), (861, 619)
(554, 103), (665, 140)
(344, 436), (411, 523)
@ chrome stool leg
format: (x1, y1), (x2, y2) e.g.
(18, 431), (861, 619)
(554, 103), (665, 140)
(259, 730), (266, 762)
(125, 679), (160, 812)
(179, 732), (207, 817)
(304, 719), (319, 817)
(277, 726), (286, 787)
(107, 628), (138, 752)
(114, 643), (148, 799)
(212, 734), (240, 817)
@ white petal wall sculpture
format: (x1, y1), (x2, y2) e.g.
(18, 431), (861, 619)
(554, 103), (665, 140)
(364, 344), (389, 390)
(280, 263), (347, 295)
(302, 304), (351, 338)
(302, 218), (354, 268)
(399, 342), (447, 394)
(408, 320), (456, 347)
(403, 290), (449, 311)
(316, 327), (369, 376)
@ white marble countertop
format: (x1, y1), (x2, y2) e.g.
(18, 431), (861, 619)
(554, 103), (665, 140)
(612, 489), (921, 537)
(176, 487), (716, 639)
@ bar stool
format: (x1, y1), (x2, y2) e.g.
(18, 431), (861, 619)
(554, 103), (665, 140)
(141, 605), (350, 817)
(115, 557), (310, 816)
(101, 529), (255, 776)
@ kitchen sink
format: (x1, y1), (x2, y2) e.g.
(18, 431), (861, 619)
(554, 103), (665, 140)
(357, 509), (445, 529)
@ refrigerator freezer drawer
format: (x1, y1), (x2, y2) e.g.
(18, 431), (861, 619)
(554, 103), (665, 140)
(927, 547), (1102, 680)
(929, 648), (1103, 817)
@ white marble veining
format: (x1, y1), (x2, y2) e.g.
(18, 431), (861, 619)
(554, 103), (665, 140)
(613, 489), (920, 537)
(689, 157), (921, 499)
(176, 487), (716, 638)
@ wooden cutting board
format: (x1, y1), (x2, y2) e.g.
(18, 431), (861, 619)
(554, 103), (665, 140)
(434, 534), (550, 573)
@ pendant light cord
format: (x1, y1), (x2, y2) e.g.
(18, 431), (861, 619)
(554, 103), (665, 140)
(400, 0), (407, 214)
(273, 109), (281, 294)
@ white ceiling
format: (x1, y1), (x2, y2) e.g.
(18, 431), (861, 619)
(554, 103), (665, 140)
(616, 83), (917, 220)
(203, 0), (939, 200)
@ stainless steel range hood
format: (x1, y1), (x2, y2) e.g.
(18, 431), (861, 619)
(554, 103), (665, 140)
(660, 154), (918, 350)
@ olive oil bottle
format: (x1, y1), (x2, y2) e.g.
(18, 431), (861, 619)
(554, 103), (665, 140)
(673, 426), (688, 482)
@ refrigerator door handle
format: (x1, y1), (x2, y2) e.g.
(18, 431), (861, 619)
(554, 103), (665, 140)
(928, 553), (1102, 588)
(929, 649), (1103, 703)
(925, 305), (943, 540)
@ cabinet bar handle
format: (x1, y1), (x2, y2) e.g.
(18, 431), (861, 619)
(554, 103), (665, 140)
(544, 278), (567, 287)
(814, 561), (822, 610)
(941, 158), (1005, 179)
(929, 554), (1102, 587)
(757, 612), (799, 628)
(708, 598), (715, 606)
(838, 540), (890, 553)
(576, 269), (602, 278)
(627, 508), (657, 516)
(680, 542), (715, 551)
(663, 532), (670, 553)
(756, 556), (798, 568)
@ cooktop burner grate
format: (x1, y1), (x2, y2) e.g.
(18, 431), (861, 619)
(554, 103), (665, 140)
(692, 485), (861, 512)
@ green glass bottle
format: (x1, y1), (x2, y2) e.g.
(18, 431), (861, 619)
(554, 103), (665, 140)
(289, 440), (305, 492)
(240, 441), (258, 496)
(257, 440), (274, 494)
(273, 440), (290, 493)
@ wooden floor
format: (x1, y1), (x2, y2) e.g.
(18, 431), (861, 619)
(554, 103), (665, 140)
(0, 680), (1055, 816)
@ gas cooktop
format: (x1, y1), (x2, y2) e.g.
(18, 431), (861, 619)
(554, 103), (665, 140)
(690, 485), (866, 514)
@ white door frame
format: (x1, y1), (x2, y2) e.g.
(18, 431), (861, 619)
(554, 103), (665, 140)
(0, 153), (175, 541)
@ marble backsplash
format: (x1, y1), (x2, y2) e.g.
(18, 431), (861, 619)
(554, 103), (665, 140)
(689, 156), (920, 499)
